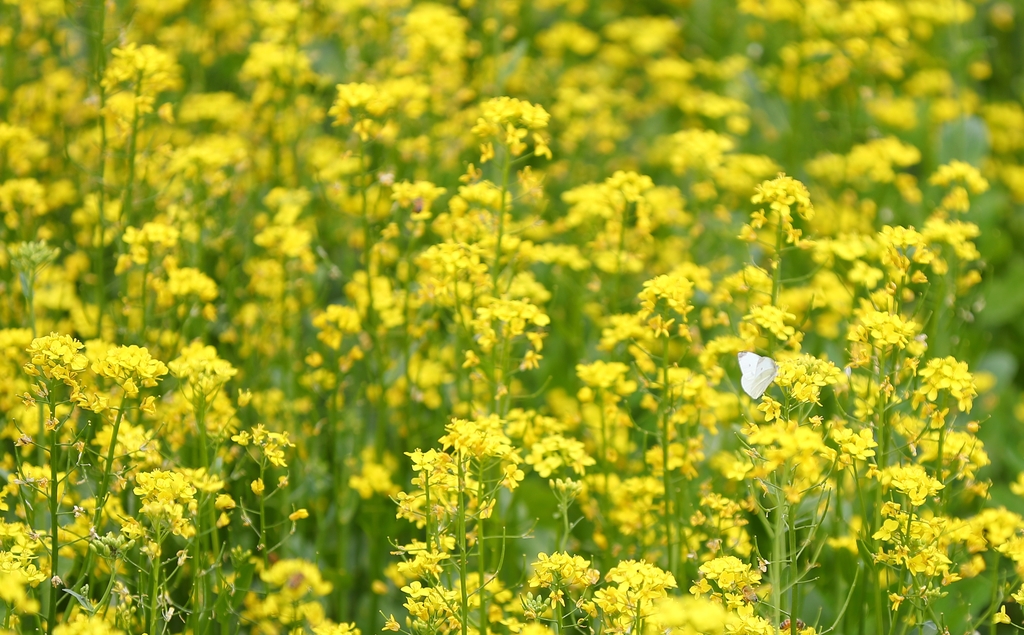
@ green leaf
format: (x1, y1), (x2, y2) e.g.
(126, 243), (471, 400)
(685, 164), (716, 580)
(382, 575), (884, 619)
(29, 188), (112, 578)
(979, 257), (1024, 326)
(230, 554), (258, 613)
(977, 350), (1019, 390)
(937, 116), (990, 167)
(62, 588), (97, 614)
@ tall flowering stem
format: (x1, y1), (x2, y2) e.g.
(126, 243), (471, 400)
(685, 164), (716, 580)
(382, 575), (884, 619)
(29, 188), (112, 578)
(469, 96), (551, 294)
(21, 335), (88, 635)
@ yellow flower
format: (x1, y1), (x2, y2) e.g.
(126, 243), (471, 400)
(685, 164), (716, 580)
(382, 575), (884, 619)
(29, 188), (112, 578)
(750, 173), (814, 229)
(576, 361), (636, 395)
(525, 434), (596, 477)
(471, 96), (551, 158)
(757, 396), (782, 422)
(832, 427), (877, 467)
(744, 305), (797, 341)
(664, 129), (735, 174)
(637, 273), (695, 332)
(349, 449), (400, 499)
(649, 596), (734, 635)
(529, 552), (600, 589)
(53, 614), (125, 635)
(24, 333), (88, 391)
(696, 555), (762, 592)
(848, 308), (919, 350)
(169, 341), (238, 398)
(314, 622), (361, 635)
(929, 160), (989, 194)
(889, 593), (904, 611)
(261, 558), (333, 599)
(91, 344), (168, 397)
(391, 180), (447, 217)
(0, 570), (41, 616)
(133, 470), (198, 537)
(595, 560), (676, 634)
(101, 43), (182, 111)
(994, 606), (1011, 624)
(914, 356), (977, 412)
(879, 464), (943, 506)
(773, 354), (844, 404)
(238, 423), (296, 468)
(120, 222), (179, 267)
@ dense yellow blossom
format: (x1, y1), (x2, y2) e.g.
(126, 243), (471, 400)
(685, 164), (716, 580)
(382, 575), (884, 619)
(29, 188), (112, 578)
(2, 2), (1021, 634)
(133, 469), (198, 537)
(595, 560), (677, 634)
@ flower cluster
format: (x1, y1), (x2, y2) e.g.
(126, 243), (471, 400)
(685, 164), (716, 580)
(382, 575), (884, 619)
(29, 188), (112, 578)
(131, 469), (199, 538)
(3, 1), (1022, 634)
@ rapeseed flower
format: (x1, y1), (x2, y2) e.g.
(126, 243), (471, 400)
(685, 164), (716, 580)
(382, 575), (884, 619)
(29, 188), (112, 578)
(133, 469), (198, 538)
(4, 1), (1023, 633)
(595, 560), (676, 634)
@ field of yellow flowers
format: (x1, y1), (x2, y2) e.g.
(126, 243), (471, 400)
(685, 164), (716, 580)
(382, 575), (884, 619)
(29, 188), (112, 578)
(6, 0), (1024, 634)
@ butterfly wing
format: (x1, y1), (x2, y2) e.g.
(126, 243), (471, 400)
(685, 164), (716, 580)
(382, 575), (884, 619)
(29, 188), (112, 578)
(737, 351), (759, 375)
(738, 352), (778, 399)
(751, 356), (778, 398)
(738, 352), (760, 397)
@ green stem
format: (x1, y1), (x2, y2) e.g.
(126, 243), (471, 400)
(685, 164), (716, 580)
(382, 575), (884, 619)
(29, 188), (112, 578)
(558, 495), (570, 552)
(194, 396), (220, 632)
(69, 396), (127, 618)
(98, 559), (120, 618)
(93, 396), (128, 527)
(457, 453), (469, 635)
(598, 392), (611, 567)
(788, 503), (798, 635)
(331, 388), (351, 618)
(141, 258), (151, 340)
(768, 217), (785, 355)
(95, 125), (107, 336)
(356, 146), (386, 460)
(935, 395), (948, 503)
(0, 6), (18, 124)
(258, 460), (268, 565)
(188, 516), (202, 635)
(477, 463), (487, 635)
(47, 426), (60, 635)
(367, 512), (384, 633)
(659, 337), (674, 577)
(613, 201), (631, 312)
(121, 75), (142, 227)
(12, 449), (42, 633)
(490, 147), (512, 294)
(21, 272), (36, 337)
(424, 468), (433, 551)
(149, 527), (162, 635)
(194, 398), (220, 556)
(661, 417), (674, 571)
(93, 0), (108, 337)
(770, 479), (787, 632)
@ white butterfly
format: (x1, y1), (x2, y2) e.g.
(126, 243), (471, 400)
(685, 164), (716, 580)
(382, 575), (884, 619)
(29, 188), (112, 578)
(737, 351), (778, 399)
